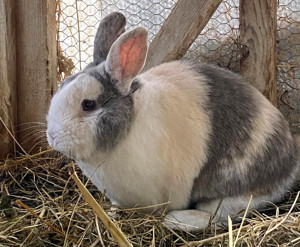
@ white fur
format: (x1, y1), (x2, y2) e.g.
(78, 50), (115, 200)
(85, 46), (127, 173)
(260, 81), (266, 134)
(47, 74), (103, 160)
(164, 210), (212, 231)
(75, 62), (211, 211)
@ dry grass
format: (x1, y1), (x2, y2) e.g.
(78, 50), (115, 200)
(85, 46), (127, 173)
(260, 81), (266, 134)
(0, 151), (300, 247)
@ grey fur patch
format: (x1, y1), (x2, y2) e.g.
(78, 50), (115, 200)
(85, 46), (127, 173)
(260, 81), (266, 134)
(189, 64), (298, 205)
(130, 79), (141, 94)
(246, 120), (298, 195)
(85, 65), (136, 152)
(92, 12), (126, 65)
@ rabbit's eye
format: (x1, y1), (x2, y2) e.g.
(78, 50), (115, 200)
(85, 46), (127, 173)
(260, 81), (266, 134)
(82, 99), (97, 111)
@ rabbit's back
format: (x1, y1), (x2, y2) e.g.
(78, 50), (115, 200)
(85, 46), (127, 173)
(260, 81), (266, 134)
(190, 63), (298, 204)
(138, 61), (298, 207)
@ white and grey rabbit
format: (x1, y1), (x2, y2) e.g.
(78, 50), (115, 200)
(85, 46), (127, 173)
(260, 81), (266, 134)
(47, 12), (299, 231)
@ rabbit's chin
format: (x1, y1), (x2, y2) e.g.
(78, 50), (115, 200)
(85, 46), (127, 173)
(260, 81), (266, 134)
(47, 136), (94, 161)
(56, 148), (92, 162)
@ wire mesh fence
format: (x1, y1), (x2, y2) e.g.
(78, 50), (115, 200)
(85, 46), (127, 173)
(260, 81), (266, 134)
(56, 0), (300, 133)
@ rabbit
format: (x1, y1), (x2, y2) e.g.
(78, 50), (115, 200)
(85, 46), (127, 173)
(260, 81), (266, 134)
(47, 12), (299, 231)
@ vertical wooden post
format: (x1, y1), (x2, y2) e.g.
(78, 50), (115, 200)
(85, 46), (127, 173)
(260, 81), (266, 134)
(15, 0), (57, 152)
(239, 0), (277, 105)
(0, 0), (17, 159)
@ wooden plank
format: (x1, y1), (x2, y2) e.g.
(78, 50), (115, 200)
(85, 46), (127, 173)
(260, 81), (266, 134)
(143, 0), (222, 71)
(239, 0), (277, 105)
(15, 0), (57, 152)
(0, 0), (17, 159)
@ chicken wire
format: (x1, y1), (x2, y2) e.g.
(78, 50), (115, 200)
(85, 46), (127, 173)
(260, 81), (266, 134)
(56, 0), (300, 133)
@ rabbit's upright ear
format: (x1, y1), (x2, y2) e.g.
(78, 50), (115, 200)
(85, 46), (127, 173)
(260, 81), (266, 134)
(106, 27), (148, 94)
(93, 12), (126, 65)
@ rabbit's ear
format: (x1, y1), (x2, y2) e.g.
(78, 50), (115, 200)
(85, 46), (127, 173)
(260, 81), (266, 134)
(106, 27), (148, 94)
(93, 12), (126, 65)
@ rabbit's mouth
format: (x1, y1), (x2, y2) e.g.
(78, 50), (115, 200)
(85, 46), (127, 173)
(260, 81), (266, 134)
(46, 131), (96, 162)
(46, 130), (73, 158)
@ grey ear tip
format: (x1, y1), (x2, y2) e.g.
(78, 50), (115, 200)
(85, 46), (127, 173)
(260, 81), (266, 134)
(113, 12), (126, 19)
(105, 12), (126, 22)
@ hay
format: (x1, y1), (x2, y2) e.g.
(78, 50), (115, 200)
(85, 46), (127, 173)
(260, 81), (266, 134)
(0, 151), (300, 247)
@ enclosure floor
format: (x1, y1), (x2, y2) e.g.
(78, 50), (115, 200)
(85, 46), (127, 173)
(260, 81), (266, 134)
(0, 151), (300, 246)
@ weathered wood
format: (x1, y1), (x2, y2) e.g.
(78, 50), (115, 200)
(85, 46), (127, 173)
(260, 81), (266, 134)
(239, 0), (277, 105)
(15, 0), (57, 151)
(143, 0), (222, 71)
(0, 0), (17, 159)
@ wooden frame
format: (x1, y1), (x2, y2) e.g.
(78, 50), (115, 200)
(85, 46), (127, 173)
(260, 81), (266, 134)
(0, 0), (17, 159)
(144, 0), (222, 71)
(0, 0), (57, 158)
(240, 0), (277, 105)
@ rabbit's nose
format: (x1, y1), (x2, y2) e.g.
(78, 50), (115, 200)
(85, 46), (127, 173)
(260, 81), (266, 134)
(47, 130), (55, 140)
(46, 130), (56, 145)
(47, 121), (61, 142)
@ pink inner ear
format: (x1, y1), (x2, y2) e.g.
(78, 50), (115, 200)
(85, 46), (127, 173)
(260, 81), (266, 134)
(119, 35), (145, 78)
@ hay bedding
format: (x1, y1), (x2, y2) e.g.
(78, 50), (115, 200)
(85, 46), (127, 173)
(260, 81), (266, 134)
(0, 151), (300, 247)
